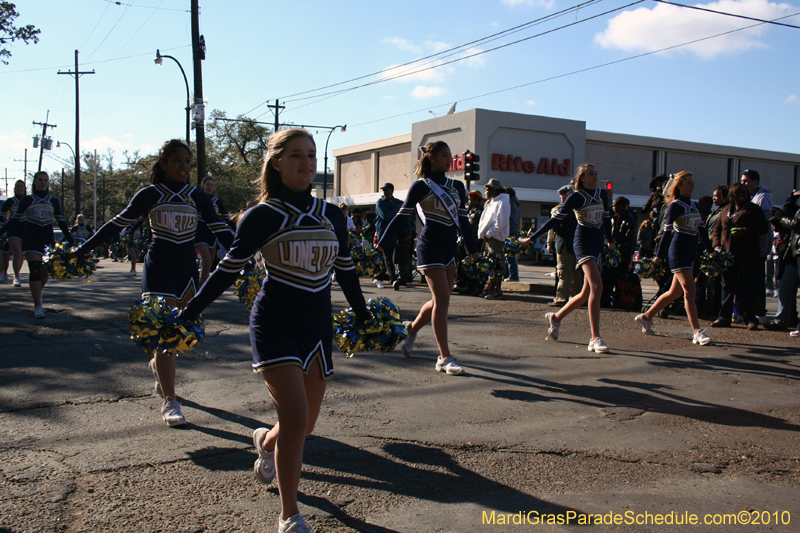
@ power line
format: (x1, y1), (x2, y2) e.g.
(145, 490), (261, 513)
(651, 0), (800, 29)
(0, 45), (191, 74)
(351, 13), (800, 129)
(80, 2), (112, 52)
(242, 0), (609, 116)
(85, 0), (133, 61)
(276, 0), (645, 115)
(109, 0), (165, 59)
(101, 0), (188, 12)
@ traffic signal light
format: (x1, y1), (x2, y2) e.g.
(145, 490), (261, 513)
(464, 150), (480, 185)
(604, 181), (613, 203)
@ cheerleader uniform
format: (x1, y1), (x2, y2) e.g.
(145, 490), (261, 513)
(378, 172), (478, 270)
(655, 195), (712, 272)
(181, 184), (369, 378)
(1, 195), (26, 251)
(77, 180), (234, 306)
(529, 186), (612, 267)
(70, 223), (95, 242)
(194, 195), (233, 247)
(0, 192), (74, 254)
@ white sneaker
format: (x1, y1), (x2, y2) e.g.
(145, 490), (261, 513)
(588, 337), (609, 353)
(149, 358), (162, 397)
(33, 306), (45, 319)
(545, 312), (560, 341)
(372, 279), (385, 289)
(278, 514), (311, 533)
(692, 328), (711, 346)
(400, 321), (416, 357)
(766, 289), (774, 297)
(634, 314), (655, 335)
(252, 427), (276, 485)
(130, 270), (137, 276)
(790, 329), (800, 338)
(161, 399), (186, 427)
(435, 356), (464, 375)
(12, 277), (21, 287)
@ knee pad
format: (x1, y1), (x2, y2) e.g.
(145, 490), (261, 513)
(27, 261), (42, 282)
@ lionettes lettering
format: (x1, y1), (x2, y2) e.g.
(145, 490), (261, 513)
(278, 241), (338, 273)
(152, 211), (197, 233)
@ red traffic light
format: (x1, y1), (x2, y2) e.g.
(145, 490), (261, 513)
(606, 182), (613, 190)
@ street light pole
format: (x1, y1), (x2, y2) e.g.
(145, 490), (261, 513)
(323, 125), (345, 200)
(155, 49), (191, 145)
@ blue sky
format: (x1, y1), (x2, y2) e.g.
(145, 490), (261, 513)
(1, 0), (798, 195)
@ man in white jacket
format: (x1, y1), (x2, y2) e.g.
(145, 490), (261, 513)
(478, 178), (511, 299)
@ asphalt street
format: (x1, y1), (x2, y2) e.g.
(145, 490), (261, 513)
(0, 259), (798, 533)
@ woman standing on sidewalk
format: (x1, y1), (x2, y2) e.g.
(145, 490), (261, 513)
(195, 176), (232, 284)
(0, 180), (27, 286)
(521, 163), (614, 353)
(76, 139), (234, 427)
(180, 129), (370, 533)
(378, 141), (479, 375)
(634, 171), (714, 344)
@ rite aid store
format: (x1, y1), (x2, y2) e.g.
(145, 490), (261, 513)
(330, 108), (800, 231)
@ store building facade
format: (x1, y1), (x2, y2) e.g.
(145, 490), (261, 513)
(330, 108), (800, 229)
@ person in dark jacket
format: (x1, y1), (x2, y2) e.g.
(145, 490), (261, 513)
(546, 185), (581, 306)
(373, 183), (403, 288)
(711, 183), (769, 329)
(766, 190), (800, 331)
(455, 190), (484, 295)
(504, 186), (522, 282)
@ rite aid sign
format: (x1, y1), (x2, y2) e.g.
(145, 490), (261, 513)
(491, 153), (571, 176)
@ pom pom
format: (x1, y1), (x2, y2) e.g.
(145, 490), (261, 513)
(347, 231), (359, 248)
(603, 248), (621, 269)
(43, 242), (99, 280)
(351, 242), (384, 278)
(128, 296), (205, 354)
(634, 257), (667, 279)
(698, 250), (733, 278)
(233, 260), (266, 311)
(503, 235), (530, 259)
(333, 296), (408, 357)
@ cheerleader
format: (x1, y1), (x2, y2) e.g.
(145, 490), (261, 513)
(520, 163), (614, 352)
(76, 139), (233, 427)
(0, 180), (28, 286)
(378, 141), (479, 375)
(634, 171), (713, 345)
(69, 214), (95, 242)
(0, 172), (74, 317)
(180, 129), (369, 533)
(195, 176), (233, 284)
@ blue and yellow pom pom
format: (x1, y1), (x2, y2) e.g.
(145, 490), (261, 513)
(351, 242), (384, 278)
(603, 249), (621, 269)
(503, 235), (530, 259)
(43, 242), (99, 280)
(698, 250), (733, 278)
(233, 260), (266, 312)
(128, 296), (204, 354)
(634, 256), (667, 279)
(333, 297), (408, 357)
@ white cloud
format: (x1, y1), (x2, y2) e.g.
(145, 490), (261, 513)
(502, 0), (556, 9)
(139, 143), (155, 153)
(786, 94), (798, 104)
(84, 136), (126, 152)
(382, 37), (450, 55)
(461, 47), (487, 68)
(525, 99), (537, 106)
(595, 0), (793, 59)
(0, 131), (29, 152)
(411, 86), (447, 99)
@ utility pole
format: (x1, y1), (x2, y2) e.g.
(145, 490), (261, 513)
(93, 150), (97, 227)
(191, 0), (207, 185)
(267, 99), (285, 133)
(15, 149), (36, 187)
(58, 50), (95, 217)
(33, 111), (57, 172)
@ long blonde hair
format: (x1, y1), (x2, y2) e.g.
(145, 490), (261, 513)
(666, 171), (693, 203)
(256, 128), (314, 204)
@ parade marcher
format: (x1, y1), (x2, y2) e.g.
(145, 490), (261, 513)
(546, 184), (581, 306)
(521, 163), (614, 353)
(477, 179), (510, 299)
(504, 186), (521, 282)
(75, 139), (234, 427)
(455, 190), (484, 296)
(0, 172), (74, 318)
(379, 141), (479, 375)
(195, 176), (233, 284)
(634, 171), (714, 344)
(69, 214), (95, 242)
(373, 183), (403, 289)
(711, 183), (769, 329)
(179, 129), (369, 533)
(0, 180), (28, 286)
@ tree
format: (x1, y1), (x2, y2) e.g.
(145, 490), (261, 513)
(0, 2), (40, 65)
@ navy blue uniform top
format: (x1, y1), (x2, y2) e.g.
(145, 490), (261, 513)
(199, 195), (236, 230)
(0, 192), (73, 246)
(77, 180), (233, 257)
(0, 195), (26, 238)
(529, 186), (613, 243)
(182, 184), (368, 323)
(70, 223), (95, 241)
(655, 195), (712, 263)
(377, 172), (478, 254)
